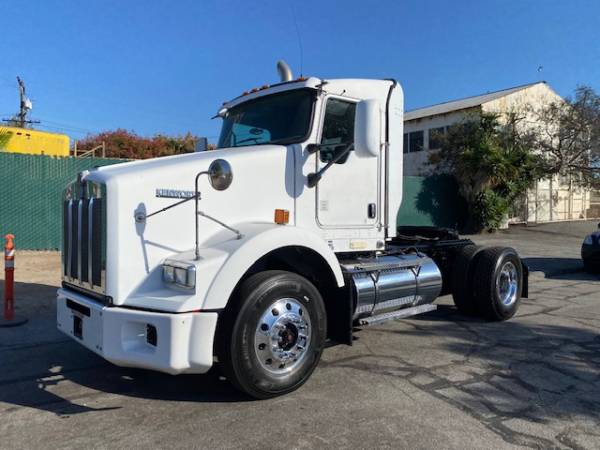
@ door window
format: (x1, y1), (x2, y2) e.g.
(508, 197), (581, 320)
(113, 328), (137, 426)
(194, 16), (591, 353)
(320, 98), (356, 164)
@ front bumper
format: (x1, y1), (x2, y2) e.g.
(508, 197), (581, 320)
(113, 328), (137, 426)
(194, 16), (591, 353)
(57, 288), (218, 375)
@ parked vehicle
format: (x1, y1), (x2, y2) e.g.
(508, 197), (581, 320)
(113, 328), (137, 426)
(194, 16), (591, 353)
(582, 223), (600, 274)
(57, 64), (528, 398)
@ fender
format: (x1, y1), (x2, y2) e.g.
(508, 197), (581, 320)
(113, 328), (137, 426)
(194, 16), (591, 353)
(200, 222), (345, 311)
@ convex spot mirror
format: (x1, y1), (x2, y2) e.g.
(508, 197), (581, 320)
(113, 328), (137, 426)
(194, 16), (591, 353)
(354, 99), (381, 158)
(208, 159), (233, 191)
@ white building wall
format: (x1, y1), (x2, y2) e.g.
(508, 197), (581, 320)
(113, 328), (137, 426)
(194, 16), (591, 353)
(403, 108), (479, 176)
(403, 83), (592, 223)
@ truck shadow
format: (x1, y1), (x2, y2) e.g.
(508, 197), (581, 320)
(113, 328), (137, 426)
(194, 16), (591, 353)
(1, 345), (250, 417)
(0, 281), (249, 417)
(522, 256), (587, 279)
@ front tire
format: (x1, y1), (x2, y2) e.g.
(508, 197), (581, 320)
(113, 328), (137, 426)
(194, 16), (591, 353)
(219, 270), (327, 399)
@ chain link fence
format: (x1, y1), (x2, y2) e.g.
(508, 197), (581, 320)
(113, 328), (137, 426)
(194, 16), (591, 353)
(0, 153), (126, 250)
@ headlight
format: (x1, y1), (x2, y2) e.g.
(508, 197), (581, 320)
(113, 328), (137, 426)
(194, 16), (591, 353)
(163, 265), (175, 283)
(162, 261), (196, 289)
(583, 235), (593, 245)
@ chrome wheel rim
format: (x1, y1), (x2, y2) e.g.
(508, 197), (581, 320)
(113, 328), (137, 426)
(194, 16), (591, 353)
(254, 298), (311, 375)
(496, 261), (518, 306)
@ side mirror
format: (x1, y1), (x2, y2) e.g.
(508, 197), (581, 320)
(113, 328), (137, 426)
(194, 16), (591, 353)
(354, 99), (381, 158)
(208, 159), (233, 191)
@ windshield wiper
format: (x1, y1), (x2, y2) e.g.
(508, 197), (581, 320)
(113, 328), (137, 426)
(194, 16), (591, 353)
(260, 136), (304, 146)
(236, 137), (262, 145)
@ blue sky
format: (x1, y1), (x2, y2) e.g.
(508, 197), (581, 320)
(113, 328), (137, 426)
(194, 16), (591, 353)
(1, 0), (599, 143)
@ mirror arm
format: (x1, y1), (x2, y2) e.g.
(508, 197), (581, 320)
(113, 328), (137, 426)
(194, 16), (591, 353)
(138, 194), (199, 222)
(195, 170), (212, 260)
(306, 143), (320, 154)
(307, 144), (354, 188)
(197, 210), (243, 241)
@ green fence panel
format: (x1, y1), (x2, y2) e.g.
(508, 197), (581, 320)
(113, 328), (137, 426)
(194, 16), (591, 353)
(1, 155), (467, 249)
(0, 153), (126, 250)
(397, 175), (468, 230)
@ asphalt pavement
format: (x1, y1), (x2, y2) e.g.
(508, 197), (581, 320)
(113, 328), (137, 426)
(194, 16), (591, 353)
(1, 220), (599, 449)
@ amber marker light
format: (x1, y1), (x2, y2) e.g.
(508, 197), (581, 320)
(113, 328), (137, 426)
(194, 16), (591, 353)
(274, 209), (289, 225)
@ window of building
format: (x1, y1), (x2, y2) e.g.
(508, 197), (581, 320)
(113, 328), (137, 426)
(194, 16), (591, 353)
(403, 133), (409, 154)
(408, 130), (424, 152)
(428, 127), (445, 150)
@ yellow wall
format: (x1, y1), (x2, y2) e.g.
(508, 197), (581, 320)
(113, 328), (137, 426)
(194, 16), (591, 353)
(0, 126), (70, 156)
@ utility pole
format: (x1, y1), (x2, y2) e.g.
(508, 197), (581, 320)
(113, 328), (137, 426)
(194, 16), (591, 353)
(17, 77), (27, 128)
(2, 76), (39, 128)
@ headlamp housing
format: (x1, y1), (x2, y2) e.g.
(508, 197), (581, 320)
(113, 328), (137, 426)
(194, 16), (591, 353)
(162, 260), (196, 290)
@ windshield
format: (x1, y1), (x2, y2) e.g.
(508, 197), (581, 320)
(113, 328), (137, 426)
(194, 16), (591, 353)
(217, 88), (316, 148)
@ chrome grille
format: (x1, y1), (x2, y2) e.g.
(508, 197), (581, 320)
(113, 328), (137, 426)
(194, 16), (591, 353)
(62, 178), (106, 295)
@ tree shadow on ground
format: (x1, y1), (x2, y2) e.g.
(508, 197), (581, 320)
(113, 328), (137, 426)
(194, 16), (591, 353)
(333, 303), (600, 448)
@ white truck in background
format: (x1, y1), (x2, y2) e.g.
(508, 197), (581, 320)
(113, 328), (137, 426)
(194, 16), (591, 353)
(57, 62), (528, 399)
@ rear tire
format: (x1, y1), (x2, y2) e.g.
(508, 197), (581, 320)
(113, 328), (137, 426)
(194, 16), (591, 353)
(218, 270), (327, 399)
(473, 247), (523, 321)
(452, 245), (483, 315)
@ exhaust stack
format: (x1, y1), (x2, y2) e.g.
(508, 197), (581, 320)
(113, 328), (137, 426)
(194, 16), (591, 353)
(277, 60), (293, 82)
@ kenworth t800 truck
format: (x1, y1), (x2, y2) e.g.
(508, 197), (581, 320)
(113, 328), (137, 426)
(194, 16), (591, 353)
(57, 64), (528, 399)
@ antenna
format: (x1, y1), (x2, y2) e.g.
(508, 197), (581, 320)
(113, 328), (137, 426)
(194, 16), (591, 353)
(290, 3), (304, 76)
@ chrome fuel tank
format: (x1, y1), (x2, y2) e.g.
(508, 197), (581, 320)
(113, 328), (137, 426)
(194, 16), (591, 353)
(340, 254), (442, 321)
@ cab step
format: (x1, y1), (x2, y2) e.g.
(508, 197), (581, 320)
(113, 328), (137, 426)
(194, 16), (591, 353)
(358, 304), (437, 326)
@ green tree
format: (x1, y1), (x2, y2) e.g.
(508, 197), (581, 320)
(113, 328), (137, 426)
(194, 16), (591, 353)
(0, 129), (12, 150)
(430, 113), (540, 232)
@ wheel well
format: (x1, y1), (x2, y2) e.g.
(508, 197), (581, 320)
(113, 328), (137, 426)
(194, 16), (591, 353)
(225, 246), (349, 343)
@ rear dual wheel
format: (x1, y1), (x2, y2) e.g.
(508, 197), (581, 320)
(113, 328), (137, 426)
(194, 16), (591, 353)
(452, 246), (523, 321)
(218, 270), (327, 399)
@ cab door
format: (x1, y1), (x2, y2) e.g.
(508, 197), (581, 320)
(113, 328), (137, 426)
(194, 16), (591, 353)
(315, 96), (380, 228)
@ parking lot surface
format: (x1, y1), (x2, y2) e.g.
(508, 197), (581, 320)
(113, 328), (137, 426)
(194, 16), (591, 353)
(1, 221), (599, 449)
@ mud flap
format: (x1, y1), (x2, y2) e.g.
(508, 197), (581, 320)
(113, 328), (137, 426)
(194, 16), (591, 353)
(521, 259), (529, 298)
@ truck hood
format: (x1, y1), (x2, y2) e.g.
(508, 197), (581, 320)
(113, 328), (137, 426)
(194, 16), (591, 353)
(84, 145), (298, 303)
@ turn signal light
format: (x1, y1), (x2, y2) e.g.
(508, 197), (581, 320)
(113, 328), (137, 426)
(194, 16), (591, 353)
(274, 209), (289, 225)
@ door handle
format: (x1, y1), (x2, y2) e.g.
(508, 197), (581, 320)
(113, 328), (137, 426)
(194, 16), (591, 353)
(368, 203), (376, 219)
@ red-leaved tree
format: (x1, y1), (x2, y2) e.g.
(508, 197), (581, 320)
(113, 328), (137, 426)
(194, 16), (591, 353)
(76, 129), (202, 159)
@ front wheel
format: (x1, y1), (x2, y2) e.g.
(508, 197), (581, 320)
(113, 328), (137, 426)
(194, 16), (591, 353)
(218, 270), (327, 399)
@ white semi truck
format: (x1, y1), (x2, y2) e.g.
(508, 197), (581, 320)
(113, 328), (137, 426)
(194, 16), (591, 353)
(57, 64), (528, 398)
